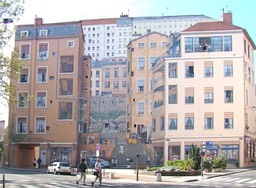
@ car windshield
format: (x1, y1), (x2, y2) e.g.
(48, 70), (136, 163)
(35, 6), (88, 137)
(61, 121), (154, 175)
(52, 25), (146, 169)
(60, 163), (70, 167)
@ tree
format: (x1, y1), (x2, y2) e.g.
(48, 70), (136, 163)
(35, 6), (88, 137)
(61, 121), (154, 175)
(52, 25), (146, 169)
(188, 144), (201, 170)
(0, 0), (25, 108)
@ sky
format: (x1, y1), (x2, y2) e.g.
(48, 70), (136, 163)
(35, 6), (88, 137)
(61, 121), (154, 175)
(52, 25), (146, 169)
(0, 0), (255, 121)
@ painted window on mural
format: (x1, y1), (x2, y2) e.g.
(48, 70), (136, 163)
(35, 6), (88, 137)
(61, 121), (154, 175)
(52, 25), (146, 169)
(59, 78), (73, 95)
(58, 101), (73, 120)
(17, 117), (27, 134)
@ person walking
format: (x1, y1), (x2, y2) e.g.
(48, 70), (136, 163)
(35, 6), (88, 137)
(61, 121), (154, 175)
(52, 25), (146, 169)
(91, 158), (102, 186)
(76, 158), (87, 185)
(120, 144), (124, 154)
(32, 158), (37, 168)
(37, 157), (42, 168)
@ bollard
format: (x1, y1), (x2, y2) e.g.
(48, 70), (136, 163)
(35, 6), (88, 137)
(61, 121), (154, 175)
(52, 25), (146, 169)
(3, 174), (5, 188)
(108, 173), (114, 179)
(156, 172), (162, 182)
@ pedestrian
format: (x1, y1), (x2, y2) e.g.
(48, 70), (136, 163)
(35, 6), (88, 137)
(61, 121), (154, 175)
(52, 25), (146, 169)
(32, 158), (37, 168)
(76, 158), (87, 185)
(120, 144), (124, 154)
(111, 156), (117, 167)
(37, 157), (42, 168)
(91, 158), (102, 186)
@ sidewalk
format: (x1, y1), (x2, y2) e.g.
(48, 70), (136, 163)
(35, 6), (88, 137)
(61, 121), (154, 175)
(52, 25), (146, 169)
(1, 166), (252, 183)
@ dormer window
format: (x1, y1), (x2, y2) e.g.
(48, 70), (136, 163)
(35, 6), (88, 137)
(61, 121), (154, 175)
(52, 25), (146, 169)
(39, 30), (48, 37)
(67, 40), (74, 47)
(20, 31), (28, 38)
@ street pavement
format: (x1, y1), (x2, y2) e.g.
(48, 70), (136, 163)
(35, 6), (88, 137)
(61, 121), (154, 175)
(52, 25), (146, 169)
(2, 167), (253, 184)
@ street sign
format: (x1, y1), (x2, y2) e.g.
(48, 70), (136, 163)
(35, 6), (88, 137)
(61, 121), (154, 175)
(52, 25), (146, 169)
(206, 141), (213, 149)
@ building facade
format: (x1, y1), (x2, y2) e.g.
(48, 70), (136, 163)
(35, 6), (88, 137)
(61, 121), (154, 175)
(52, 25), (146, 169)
(3, 17), (91, 168)
(151, 12), (256, 167)
(91, 57), (127, 97)
(82, 14), (215, 60)
(126, 32), (170, 142)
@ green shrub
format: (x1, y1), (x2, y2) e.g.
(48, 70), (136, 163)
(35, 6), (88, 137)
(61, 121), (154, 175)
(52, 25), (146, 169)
(212, 156), (227, 169)
(188, 144), (201, 170)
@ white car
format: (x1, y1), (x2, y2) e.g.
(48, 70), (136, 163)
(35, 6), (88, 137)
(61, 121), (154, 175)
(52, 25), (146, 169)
(47, 162), (72, 175)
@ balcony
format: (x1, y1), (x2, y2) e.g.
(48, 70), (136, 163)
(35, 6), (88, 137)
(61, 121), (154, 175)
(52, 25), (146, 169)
(154, 99), (164, 108)
(153, 75), (164, 91)
(169, 95), (177, 104)
(205, 99), (213, 103)
(185, 97), (194, 104)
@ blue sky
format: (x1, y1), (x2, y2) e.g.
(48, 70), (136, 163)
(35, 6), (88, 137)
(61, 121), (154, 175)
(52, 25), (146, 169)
(1, 0), (255, 120)
(19, 0), (255, 46)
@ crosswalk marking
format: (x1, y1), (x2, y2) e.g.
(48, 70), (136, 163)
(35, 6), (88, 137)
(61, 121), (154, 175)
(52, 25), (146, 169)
(247, 179), (256, 184)
(235, 178), (251, 183)
(225, 177), (240, 182)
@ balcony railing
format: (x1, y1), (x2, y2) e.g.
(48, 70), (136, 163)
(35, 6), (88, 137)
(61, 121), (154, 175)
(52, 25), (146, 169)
(154, 99), (164, 108)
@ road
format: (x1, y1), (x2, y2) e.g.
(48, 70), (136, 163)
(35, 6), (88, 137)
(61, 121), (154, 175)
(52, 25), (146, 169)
(0, 168), (255, 188)
(193, 170), (256, 188)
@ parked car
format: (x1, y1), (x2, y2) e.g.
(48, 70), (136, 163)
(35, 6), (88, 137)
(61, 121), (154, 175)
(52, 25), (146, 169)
(87, 158), (110, 168)
(47, 162), (72, 175)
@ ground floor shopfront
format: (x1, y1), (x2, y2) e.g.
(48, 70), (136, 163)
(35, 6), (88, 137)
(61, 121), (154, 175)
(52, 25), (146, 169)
(152, 135), (256, 168)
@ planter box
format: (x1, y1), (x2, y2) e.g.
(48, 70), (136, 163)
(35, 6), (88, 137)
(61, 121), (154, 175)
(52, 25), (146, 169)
(158, 170), (201, 176)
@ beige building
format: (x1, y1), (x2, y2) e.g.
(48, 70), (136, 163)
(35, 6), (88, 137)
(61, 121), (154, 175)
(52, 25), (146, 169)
(151, 12), (256, 167)
(3, 17), (91, 168)
(126, 32), (170, 142)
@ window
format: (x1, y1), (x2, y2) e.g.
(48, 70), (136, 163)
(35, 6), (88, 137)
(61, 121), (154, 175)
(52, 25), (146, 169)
(123, 68), (127, 77)
(37, 67), (47, 83)
(224, 63), (233, 77)
(105, 68), (110, 78)
(137, 57), (145, 70)
(185, 114), (194, 130)
(19, 68), (29, 83)
(224, 36), (232, 51)
(17, 117), (27, 134)
(224, 113), (233, 129)
(168, 114), (177, 130)
(67, 40), (74, 47)
(185, 62), (194, 78)
(60, 56), (74, 73)
(204, 115), (214, 129)
(39, 30), (48, 37)
(96, 90), (100, 96)
(35, 117), (46, 134)
(95, 80), (100, 88)
(224, 87), (233, 103)
(113, 81), (119, 89)
(20, 31), (28, 38)
(138, 42), (145, 48)
(169, 85), (177, 104)
(185, 88), (194, 104)
(204, 88), (214, 103)
(211, 36), (223, 52)
(58, 101), (73, 120)
(59, 78), (73, 95)
(137, 80), (144, 92)
(105, 81), (110, 88)
(38, 43), (48, 60)
(185, 37), (193, 53)
(150, 56), (158, 69)
(137, 102), (144, 115)
(114, 68), (119, 77)
(122, 81), (127, 88)
(96, 70), (100, 78)
(204, 62), (213, 77)
(18, 92), (28, 108)
(36, 91), (46, 108)
(168, 63), (177, 78)
(150, 42), (157, 48)
(160, 117), (165, 130)
(20, 44), (30, 59)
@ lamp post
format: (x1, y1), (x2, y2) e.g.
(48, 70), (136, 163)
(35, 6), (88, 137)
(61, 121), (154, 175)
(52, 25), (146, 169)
(136, 154), (140, 181)
(201, 142), (206, 177)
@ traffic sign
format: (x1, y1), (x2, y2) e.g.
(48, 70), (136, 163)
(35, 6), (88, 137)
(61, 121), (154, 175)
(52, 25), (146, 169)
(206, 141), (213, 149)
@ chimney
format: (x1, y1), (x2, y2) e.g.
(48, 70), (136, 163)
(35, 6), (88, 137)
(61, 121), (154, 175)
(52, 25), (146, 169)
(223, 11), (232, 24)
(34, 15), (43, 26)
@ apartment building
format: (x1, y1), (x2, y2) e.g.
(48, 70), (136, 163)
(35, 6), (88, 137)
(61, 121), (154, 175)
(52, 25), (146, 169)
(3, 17), (91, 168)
(151, 12), (256, 167)
(91, 57), (127, 97)
(126, 32), (170, 142)
(82, 14), (215, 60)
